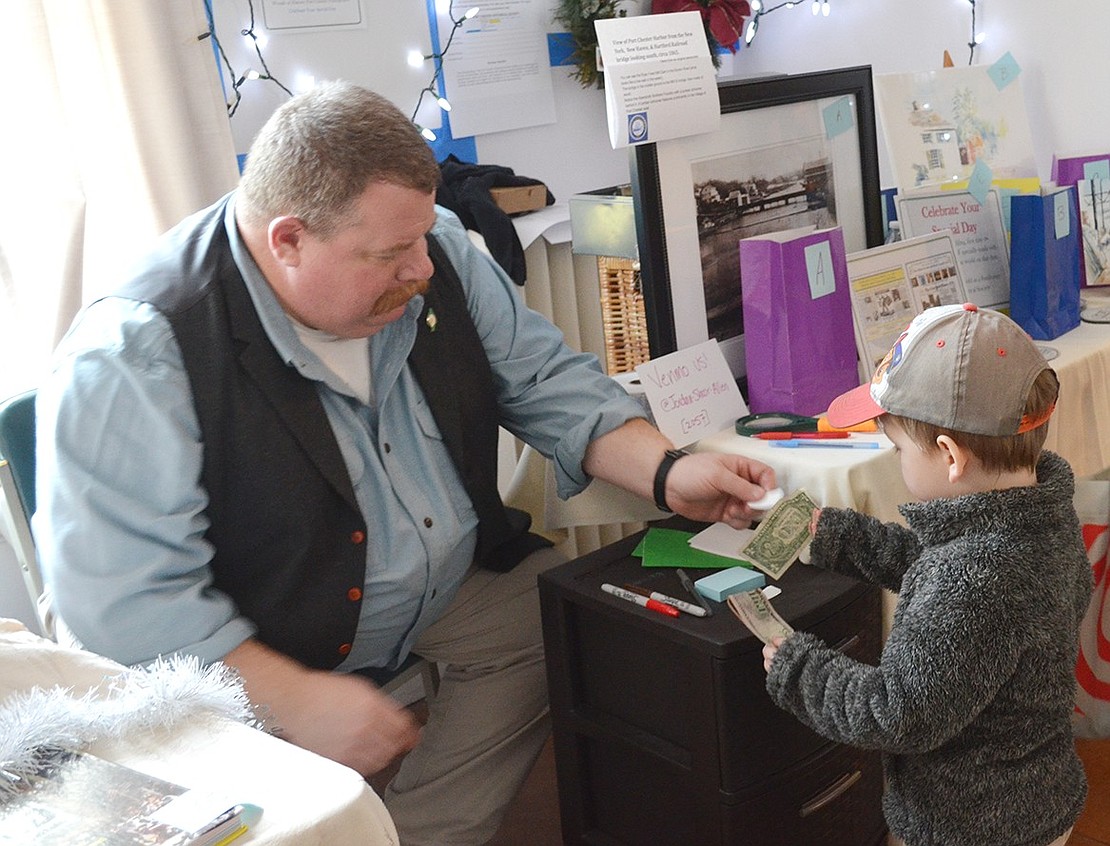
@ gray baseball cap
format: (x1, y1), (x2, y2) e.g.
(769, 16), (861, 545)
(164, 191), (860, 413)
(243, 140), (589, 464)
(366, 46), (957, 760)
(828, 303), (1054, 435)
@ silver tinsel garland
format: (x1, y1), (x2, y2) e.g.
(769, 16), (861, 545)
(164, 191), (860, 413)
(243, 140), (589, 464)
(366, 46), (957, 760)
(0, 654), (260, 802)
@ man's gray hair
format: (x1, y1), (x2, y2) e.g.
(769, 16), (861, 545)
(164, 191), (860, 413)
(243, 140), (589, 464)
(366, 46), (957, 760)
(238, 80), (440, 236)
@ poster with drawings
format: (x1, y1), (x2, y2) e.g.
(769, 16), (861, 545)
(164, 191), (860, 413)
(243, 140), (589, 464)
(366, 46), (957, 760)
(875, 65), (1036, 191)
(1078, 177), (1110, 286)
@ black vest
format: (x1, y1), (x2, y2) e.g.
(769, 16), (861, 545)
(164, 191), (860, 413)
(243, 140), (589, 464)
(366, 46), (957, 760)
(118, 201), (549, 669)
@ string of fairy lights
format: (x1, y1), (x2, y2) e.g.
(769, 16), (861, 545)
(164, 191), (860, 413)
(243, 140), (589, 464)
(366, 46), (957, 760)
(407, 3), (480, 142)
(200, 0), (291, 116)
(201, 0), (986, 127)
(744, 0), (830, 46)
(966, 0), (987, 65)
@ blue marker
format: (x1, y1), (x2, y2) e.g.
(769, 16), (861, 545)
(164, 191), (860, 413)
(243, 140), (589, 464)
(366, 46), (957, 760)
(768, 440), (881, 449)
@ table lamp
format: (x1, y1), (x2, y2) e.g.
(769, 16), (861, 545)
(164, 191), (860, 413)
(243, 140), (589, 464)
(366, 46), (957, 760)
(568, 185), (651, 374)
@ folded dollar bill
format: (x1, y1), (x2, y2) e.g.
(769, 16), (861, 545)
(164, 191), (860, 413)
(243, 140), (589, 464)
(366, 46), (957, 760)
(727, 589), (794, 645)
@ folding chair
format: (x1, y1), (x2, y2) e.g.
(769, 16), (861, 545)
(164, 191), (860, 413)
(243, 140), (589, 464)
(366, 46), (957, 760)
(0, 390), (53, 638)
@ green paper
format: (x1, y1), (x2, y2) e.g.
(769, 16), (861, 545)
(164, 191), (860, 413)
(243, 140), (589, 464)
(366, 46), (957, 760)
(638, 527), (755, 570)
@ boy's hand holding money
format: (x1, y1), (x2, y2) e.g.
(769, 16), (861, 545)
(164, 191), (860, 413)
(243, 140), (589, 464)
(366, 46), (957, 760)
(763, 637), (787, 673)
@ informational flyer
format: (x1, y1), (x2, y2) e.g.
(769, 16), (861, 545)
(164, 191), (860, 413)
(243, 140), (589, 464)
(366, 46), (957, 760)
(594, 11), (719, 150)
(436, 0), (557, 137)
(635, 339), (748, 448)
(261, 0), (364, 30)
(897, 188), (1010, 310)
(846, 232), (968, 370)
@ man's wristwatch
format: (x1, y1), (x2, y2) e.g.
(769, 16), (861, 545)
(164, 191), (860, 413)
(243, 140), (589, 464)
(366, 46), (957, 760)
(653, 448), (690, 513)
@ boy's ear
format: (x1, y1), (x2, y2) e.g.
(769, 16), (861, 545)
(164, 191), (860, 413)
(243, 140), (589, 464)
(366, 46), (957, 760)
(935, 434), (969, 483)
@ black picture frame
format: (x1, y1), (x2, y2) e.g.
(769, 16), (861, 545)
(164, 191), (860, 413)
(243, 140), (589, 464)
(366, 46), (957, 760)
(630, 65), (884, 382)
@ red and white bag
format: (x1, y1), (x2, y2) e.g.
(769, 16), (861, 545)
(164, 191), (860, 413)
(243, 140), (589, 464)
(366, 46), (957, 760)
(1072, 479), (1110, 738)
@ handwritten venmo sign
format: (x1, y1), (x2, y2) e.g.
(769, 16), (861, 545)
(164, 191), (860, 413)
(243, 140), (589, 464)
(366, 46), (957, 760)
(635, 340), (748, 448)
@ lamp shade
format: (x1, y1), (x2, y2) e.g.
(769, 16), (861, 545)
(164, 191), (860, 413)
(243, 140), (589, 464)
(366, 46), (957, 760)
(568, 185), (638, 259)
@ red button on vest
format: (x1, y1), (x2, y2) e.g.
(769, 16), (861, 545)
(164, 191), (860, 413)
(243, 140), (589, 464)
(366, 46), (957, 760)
(338, 643), (352, 656)
(348, 587), (362, 602)
(350, 530), (366, 544)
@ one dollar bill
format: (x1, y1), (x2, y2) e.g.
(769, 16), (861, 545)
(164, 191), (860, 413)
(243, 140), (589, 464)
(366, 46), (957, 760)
(727, 589), (794, 645)
(740, 489), (818, 579)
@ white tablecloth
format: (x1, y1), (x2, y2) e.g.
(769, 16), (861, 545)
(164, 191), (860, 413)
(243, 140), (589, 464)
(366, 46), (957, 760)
(0, 620), (398, 845)
(694, 430), (911, 524)
(513, 430), (910, 533)
(1038, 320), (1110, 478)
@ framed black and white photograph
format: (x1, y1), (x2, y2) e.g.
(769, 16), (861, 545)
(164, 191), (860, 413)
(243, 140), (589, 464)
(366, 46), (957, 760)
(631, 65), (885, 382)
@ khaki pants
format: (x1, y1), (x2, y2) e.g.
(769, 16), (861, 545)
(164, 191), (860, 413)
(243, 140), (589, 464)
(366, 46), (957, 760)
(383, 546), (564, 846)
(889, 827), (1073, 846)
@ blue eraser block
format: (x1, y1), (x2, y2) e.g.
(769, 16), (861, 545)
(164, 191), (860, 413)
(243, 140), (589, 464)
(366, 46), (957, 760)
(695, 567), (766, 602)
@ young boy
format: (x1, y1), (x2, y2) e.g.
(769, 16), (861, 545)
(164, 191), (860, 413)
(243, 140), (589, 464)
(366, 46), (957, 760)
(762, 303), (1091, 846)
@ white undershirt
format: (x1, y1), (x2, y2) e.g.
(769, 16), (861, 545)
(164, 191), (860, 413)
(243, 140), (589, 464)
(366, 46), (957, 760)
(292, 322), (373, 406)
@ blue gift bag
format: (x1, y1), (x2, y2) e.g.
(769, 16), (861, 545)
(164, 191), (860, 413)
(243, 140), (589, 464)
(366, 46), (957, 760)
(1009, 186), (1081, 340)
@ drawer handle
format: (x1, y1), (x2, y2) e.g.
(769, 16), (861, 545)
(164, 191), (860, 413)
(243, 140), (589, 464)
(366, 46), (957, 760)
(831, 633), (861, 654)
(799, 770), (862, 817)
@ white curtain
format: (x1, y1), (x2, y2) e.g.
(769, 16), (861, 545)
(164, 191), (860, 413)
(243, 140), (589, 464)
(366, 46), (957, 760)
(0, 0), (240, 399)
(508, 238), (650, 559)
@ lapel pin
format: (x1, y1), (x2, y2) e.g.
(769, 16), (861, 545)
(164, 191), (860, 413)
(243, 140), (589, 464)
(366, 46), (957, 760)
(426, 308), (437, 332)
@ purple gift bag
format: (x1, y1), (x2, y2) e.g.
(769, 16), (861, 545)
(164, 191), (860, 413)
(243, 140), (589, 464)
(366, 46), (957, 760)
(739, 226), (860, 415)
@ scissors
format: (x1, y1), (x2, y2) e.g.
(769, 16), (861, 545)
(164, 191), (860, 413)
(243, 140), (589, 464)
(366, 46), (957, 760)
(735, 412), (819, 436)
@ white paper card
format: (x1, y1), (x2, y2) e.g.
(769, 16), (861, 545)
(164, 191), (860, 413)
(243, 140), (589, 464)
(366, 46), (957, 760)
(151, 789), (239, 832)
(1054, 189), (1071, 240)
(635, 339), (748, 448)
(688, 522), (755, 559)
(594, 12), (719, 150)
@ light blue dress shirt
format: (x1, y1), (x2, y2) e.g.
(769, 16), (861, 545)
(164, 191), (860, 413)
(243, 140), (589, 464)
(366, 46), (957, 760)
(34, 197), (644, 670)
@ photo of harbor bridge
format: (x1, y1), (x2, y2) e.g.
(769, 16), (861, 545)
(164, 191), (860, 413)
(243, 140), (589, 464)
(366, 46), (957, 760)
(690, 135), (839, 343)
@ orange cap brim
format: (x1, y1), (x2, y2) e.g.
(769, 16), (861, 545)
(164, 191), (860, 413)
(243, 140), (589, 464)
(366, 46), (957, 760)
(826, 382), (885, 429)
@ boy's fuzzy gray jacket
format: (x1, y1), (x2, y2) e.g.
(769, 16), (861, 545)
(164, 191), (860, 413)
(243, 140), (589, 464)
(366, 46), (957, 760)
(766, 452), (1091, 846)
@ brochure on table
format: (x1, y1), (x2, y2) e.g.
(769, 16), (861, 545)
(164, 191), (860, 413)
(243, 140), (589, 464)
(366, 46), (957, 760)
(635, 339), (748, 448)
(846, 232), (968, 371)
(594, 11), (719, 150)
(896, 188), (1010, 310)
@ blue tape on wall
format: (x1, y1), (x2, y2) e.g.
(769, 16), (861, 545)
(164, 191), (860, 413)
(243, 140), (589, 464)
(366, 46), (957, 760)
(548, 32), (576, 66)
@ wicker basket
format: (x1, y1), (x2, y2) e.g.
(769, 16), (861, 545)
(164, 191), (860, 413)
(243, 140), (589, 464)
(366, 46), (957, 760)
(597, 256), (651, 374)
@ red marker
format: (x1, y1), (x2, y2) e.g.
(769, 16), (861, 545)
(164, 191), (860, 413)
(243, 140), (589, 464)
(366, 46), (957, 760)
(753, 431), (850, 440)
(601, 583), (680, 618)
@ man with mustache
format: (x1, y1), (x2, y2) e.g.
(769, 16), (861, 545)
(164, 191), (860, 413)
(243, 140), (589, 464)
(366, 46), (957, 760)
(35, 81), (775, 846)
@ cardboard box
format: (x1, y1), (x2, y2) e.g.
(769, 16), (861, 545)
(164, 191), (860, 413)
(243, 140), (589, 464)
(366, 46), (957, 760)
(489, 184), (548, 215)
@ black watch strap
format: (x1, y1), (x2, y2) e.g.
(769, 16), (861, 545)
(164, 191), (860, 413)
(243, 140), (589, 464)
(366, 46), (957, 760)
(653, 448), (689, 513)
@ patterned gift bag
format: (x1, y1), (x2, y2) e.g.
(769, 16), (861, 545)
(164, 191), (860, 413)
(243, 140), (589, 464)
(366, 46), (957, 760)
(1073, 479), (1110, 738)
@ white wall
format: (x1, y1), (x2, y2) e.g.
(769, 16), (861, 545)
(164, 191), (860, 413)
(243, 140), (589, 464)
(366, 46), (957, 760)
(698, 0), (1110, 191)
